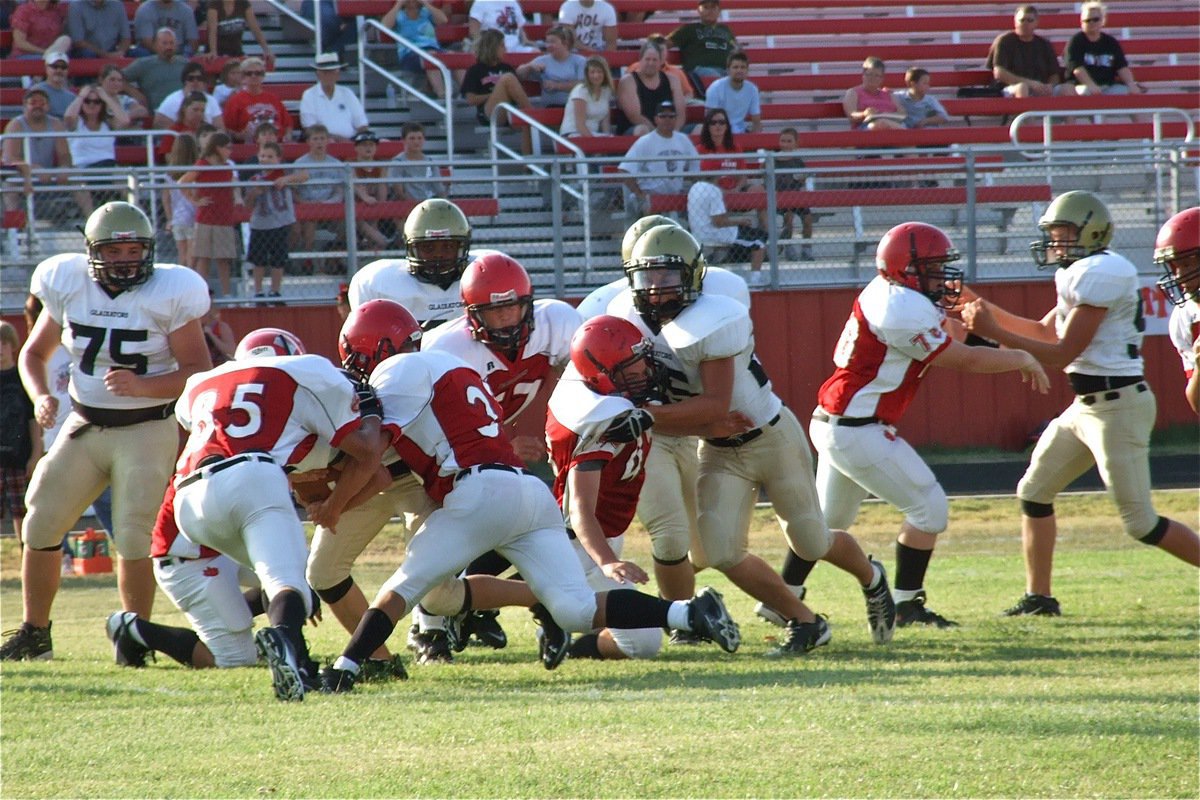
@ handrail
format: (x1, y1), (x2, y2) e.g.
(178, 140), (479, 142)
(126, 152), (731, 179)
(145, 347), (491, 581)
(259, 0), (317, 43)
(357, 18), (454, 161)
(490, 102), (594, 280)
(1009, 107), (1196, 159)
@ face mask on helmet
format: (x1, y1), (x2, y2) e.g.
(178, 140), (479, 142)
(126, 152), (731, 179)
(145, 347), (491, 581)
(461, 253), (535, 351)
(403, 199), (471, 287)
(1154, 207), (1200, 306)
(877, 222), (963, 308)
(338, 299), (423, 381)
(85, 201), (156, 292)
(571, 315), (666, 405)
(1030, 191), (1113, 269)
(234, 327), (307, 359)
(627, 264), (692, 325)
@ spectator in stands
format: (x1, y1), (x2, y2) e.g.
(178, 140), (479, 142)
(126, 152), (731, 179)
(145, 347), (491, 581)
(560, 55), (614, 137)
(179, 130), (242, 296)
(703, 51), (761, 134)
(299, 0), (358, 59)
(516, 25), (586, 108)
(617, 38), (685, 136)
(389, 121), (447, 202)
(162, 133), (199, 268)
(213, 59), (242, 107)
(1, 160), (35, 214)
(154, 62), (224, 130)
(618, 100), (698, 218)
(985, 5), (1062, 98)
(349, 130), (393, 251)
(696, 106), (766, 226)
(3, 90), (72, 183)
(204, 0), (273, 64)
(468, 0), (539, 54)
(1064, 2), (1142, 96)
(132, 0), (199, 56)
(842, 56), (906, 130)
(775, 128), (813, 262)
(687, 168), (767, 284)
(124, 28), (189, 112)
(293, 123), (345, 274)
(300, 53), (370, 142)
(893, 68), (951, 129)
(0, 319), (41, 545)
(381, 0), (452, 102)
(10, 0), (71, 59)
(223, 57), (293, 142)
(156, 91), (209, 161)
(558, 0), (617, 53)
(200, 290), (237, 362)
(244, 141), (304, 301)
(67, 0), (131, 60)
(99, 65), (151, 130)
(63, 82), (131, 216)
(668, 0), (738, 96)
(628, 34), (694, 104)
(30, 51), (76, 118)
(335, 282), (352, 321)
(461, 29), (534, 127)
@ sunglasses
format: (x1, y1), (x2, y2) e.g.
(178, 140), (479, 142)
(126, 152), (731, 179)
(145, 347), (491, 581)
(1083, 16), (1102, 22)
(243, 70), (265, 76)
(709, 119), (728, 125)
(49, 63), (68, 70)
(1017, 17), (1036, 22)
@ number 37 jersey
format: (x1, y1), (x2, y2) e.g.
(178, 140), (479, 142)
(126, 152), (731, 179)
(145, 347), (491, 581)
(174, 354), (363, 475)
(31, 254), (209, 410)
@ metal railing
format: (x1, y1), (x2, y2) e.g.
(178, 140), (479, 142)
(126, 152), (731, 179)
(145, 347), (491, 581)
(356, 18), (455, 159)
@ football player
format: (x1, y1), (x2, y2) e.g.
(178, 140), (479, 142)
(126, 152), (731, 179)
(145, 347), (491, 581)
(609, 225), (898, 654)
(158, 326), (386, 700)
(773, 222), (1048, 630)
(962, 191), (1200, 615)
(104, 329), (331, 674)
(1154, 206), (1200, 414)
(3, 202), (211, 662)
(419, 252), (583, 659)
(318, 301), (741, 692)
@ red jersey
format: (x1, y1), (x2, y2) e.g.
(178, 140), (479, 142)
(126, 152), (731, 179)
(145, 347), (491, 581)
(546, 372), (650, 539)
(699, 143), (747, 191)
(370, 350), (522, 503)
(222, 89), (293, 140)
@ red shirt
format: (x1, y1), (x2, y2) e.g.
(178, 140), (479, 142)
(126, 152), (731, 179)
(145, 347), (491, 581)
(698, 143), (747, 191)
(12, 2), (68, 50)
(192, 157), (238, 226)
(222, 89), (293, 140)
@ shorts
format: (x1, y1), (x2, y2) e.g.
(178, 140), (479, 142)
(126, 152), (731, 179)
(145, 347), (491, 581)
(0, 465), (28, 520)
(193, 223), (239, 260)
(172, 223), (195, 243)
(247, 225), (291, 269)
(399, 47), (444, 73)
(727, 224), (767, 262)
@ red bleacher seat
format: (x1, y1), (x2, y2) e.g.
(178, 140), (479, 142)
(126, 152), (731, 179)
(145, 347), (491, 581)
(646, 184), (1052, 215)
(293, 198), (498, 222)
(2, 210), (27, 229)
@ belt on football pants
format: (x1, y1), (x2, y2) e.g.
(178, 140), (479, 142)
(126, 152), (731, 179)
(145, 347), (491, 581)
(176, 453), (276, 490)
(811, 409), (881, 428)
(156, 556), (193, 568)
(1069, 373), (1146, 405)
(454, 463), (528, 483)
(71, 401), (175, 433)
(705, 413), (782, 448)
(1077, 381), (1147, 406)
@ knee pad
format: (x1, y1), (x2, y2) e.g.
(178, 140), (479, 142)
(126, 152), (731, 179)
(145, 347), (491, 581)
(543, 594), (597, 634)
(610, 627), (663, 660)
(653, 554), (689, 567)
(648, 527), (692, 564)
(903, 483), (948, 535)
(420, 578), (467, 617)
(1137, 516), (1170, 546)
(1021, 500), (1055, 518)
(314, 575), (354, 605)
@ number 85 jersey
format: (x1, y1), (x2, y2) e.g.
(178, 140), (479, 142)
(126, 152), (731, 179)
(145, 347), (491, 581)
(31, 254), (209, 411)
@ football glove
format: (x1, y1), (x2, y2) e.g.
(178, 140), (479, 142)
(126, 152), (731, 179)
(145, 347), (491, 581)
(600, 408), (655, 444)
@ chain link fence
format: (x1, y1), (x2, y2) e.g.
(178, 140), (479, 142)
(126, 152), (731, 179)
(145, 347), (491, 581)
(2, 131), (1195, 312)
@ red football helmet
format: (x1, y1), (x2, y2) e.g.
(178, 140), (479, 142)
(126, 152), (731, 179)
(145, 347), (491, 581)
(570, 315), (664, 404)
(876, 222), (963, 308)
(234, 327), (306, 360)
(338, 299), (422, 380)
(1154, 206), (1200, 307)
(460, 252), (535, 351)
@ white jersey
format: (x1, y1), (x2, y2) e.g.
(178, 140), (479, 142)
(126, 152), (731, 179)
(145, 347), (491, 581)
(1168, 299), (1200, 377)
(817, 275), (949, 425)
(609, 291), (781, 428)
(30, 255), (208, 410)
(175, 354), (361, 474)
(42, 345), (73, 448)
(578, 267), (750, 320)
(1054, 250), (1145, 376)
(422, 299), (582, 422)
(349, 259), (463, 325)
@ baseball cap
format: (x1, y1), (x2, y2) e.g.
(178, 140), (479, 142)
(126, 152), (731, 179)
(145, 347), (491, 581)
(23, 87), (50, 102)
(655, 101), (676, 115)
(44, 51), (69, 66)
(353, 130), (379, 144)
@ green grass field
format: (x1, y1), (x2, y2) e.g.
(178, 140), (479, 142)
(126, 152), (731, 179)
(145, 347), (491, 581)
(1, 491), (1197, 799)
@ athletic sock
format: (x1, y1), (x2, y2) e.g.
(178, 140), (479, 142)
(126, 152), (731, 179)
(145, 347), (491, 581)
(895, 541), (933, 593)
(780, 550), (816, 586)
(133, 618), (201, 666)
(605, 589), (671, 630)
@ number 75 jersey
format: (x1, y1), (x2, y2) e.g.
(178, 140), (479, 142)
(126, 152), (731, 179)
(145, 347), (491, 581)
(31, 254), (209, 411)
(175, 354), (363, 475)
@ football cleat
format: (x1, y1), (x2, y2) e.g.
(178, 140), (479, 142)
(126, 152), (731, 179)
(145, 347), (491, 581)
(255, 627), (305, 702)
(1002, 593), (1062, 617)
(0, 622), (53, 661)
(687, 587), (741, 653)
(359, 654), (409, 682)
(461, 609), (508, 649)
(531, 603), (570, 670)
(767, 615), (832, 657)
(754, 586), (806, 628)
(105, 611), (154, 668)
(862, 556), (896, 644)
(895, 590), (959, 628)
(320, 666), (357, 694)
(409, 629), (454, 665)
(667, 628), (703, 646)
